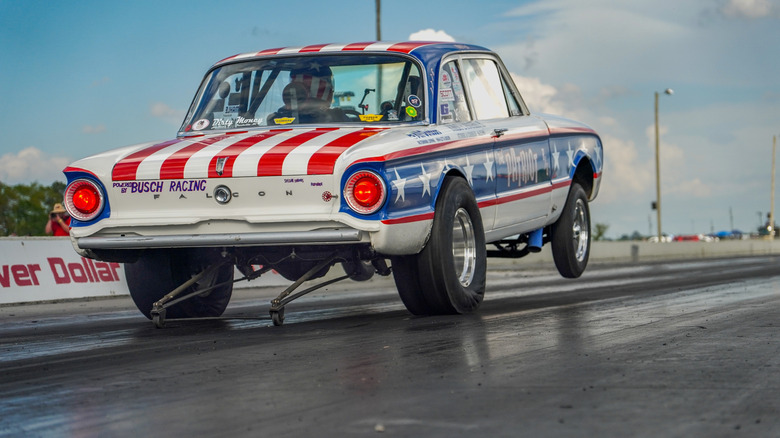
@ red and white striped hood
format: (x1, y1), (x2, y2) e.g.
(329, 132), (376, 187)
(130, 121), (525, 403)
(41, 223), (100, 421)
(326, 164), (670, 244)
(109, 127), (386, 181)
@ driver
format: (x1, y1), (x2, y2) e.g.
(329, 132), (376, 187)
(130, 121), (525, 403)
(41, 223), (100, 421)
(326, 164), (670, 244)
(269, 64), (346, 124)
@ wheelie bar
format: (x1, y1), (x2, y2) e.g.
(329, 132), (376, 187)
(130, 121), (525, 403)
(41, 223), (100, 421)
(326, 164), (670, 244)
(269, 253), (347, 326)
(150, 262), (269, 328)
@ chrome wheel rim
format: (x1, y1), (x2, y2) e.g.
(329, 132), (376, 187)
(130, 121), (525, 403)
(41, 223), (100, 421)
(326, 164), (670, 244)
(452, 208), (477, 287)
(572, 199), (589, 262)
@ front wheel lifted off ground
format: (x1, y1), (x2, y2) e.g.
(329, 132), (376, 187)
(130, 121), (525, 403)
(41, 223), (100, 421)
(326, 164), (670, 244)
(392, 176), (486, 315)
(551, 182), (591, 278)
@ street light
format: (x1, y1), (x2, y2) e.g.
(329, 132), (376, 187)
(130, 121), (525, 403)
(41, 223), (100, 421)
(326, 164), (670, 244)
(654, 88), (673, 241)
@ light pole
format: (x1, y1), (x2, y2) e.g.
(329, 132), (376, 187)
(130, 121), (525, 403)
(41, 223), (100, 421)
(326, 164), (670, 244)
(770, 135), (777, 238)
(654, 88), (673, 241)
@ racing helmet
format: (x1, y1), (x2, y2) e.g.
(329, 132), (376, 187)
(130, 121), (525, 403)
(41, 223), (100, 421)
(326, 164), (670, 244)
(289, 64), (334, 105)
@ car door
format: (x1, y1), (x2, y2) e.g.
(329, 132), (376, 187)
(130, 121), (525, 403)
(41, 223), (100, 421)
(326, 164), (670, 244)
(456, 56), (552, 233)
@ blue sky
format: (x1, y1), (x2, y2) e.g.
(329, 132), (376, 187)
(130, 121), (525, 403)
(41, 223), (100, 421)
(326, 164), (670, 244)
(1, 0), (779, 238)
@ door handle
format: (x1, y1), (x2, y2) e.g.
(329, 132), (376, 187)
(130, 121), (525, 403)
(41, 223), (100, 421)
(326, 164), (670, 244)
(492, 128), (508, 138)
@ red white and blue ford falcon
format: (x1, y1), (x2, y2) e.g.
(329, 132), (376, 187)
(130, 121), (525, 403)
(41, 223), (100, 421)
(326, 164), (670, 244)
(63, 41), (603, 326)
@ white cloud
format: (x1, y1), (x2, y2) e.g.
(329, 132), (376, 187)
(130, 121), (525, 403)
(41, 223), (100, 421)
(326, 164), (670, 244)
(150, 102), (185, 125)
(0, 147), (71, 184)
(721, 0), (774, 18)
(510, 73), (565, 115)
(408, 29), (455, 42)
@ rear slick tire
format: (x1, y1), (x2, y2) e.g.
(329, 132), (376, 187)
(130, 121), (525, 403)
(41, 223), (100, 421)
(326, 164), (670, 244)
(392, 177), (486, 315)
(124, 249), (234, 319)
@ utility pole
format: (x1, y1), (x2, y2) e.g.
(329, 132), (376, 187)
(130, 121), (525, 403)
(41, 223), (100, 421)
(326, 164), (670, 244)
(770, 135), (777, 238)
(654, 89), (673, 241)
(375, 0), (381, 40)
(729, 206), (734, 231)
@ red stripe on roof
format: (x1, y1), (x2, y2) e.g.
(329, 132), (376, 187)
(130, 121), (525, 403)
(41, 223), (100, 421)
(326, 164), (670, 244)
(216, 54), (239, 64)
(307, 128), (385, 175)
(112, 139), (183, 181)
(256, 128), (339, 176)
(387, 41), (435, 53)
(342, 42), (375, 51)
(256, 47), (284, 56)
(159, 135), (231, 180)
(207, 130), (290, 178)
(300, 44), (330, 53)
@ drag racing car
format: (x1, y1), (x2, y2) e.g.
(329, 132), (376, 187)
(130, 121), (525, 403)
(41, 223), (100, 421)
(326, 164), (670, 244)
(62, 41), (603, 327)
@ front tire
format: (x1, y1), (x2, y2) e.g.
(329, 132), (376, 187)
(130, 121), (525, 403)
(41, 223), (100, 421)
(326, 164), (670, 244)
(125, 249), (234, 319)
(392, 177), (486, 315)
(551, 182), (591, 278)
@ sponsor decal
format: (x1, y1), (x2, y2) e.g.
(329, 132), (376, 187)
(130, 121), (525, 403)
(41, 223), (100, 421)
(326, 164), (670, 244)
(322, 191), (333, 202)
(284, 178), (304, 183)
(499, 147), (540, 186)
(274, 117), (295, 125)
(235, 116), (263, 127)
(408, 95), (421, 108)
(212, 118), (234, 129)
(192, 119), (210, 130)
(405, 107), (418, 118)
(169, 180), (207, 192)
(113, 181), (164, 194)
(359, 114), (384, 122)
(441, 71), (452, 88)
(439, 89), (454, 101)
(113, 180), (207, 194)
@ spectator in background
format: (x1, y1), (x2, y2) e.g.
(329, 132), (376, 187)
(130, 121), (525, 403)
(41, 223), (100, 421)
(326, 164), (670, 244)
(45, 203), (71, 236)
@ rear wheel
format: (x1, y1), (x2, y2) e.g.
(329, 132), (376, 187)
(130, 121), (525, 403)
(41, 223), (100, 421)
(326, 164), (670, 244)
(551, 182), (591, 278)
(392, 177), (486, 315)
(124, 249), (234, 319)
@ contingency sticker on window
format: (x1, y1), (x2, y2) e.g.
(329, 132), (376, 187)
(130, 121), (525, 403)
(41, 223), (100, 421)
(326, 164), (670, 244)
(359, 114), (384, 122)
(273, 117), (295, 125)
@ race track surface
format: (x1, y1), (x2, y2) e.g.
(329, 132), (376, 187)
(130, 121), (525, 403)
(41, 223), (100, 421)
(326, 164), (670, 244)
(1, 256), (779, 437)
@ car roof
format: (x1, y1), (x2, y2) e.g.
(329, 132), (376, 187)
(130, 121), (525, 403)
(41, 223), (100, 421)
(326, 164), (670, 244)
(213, 41), (491, 68)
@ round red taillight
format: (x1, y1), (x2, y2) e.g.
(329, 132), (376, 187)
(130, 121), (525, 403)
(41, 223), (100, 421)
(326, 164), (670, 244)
(345, 171), (386, 214)
(65, 179), (104, 221)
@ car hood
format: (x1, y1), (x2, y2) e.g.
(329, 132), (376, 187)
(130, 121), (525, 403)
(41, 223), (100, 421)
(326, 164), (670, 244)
(86, 127), (389, 182)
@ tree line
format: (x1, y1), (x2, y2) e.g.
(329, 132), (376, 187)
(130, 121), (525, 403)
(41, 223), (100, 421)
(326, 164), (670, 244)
(0, 181), (66, 236)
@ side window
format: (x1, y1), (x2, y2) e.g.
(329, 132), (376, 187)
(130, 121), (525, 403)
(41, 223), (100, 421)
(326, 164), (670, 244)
(462, 59), (509, 120)
(438, 61), (471, 124)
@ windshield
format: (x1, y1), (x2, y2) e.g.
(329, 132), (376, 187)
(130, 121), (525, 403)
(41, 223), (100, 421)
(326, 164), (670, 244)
(180, 54), (425, 133)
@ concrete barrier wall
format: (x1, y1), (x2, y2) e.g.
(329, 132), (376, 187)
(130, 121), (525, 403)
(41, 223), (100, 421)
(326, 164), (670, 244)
(499, 239), (780, 267)
(2, 237), (779, 304)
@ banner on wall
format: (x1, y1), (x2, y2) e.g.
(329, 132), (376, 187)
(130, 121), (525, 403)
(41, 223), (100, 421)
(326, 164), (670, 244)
(0, 237), (128, 304)
(0, 237), (290, 305)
